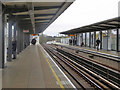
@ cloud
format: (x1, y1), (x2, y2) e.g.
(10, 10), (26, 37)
(44, 0), (119, 36)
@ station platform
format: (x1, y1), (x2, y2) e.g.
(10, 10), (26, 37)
(54, 43), (120, 71)
(54, 43), (120, 57)
(2, 44), (75, 88)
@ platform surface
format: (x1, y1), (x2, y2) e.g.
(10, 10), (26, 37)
(55, 43), (120, 57)
(2, 45), (75, 88)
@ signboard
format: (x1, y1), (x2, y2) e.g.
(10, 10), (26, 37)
(23, 30), (29, 33)
(69, 34), (76, 36)
(31, 34), (39, 36)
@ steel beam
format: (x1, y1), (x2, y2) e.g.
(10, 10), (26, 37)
(27, 2), (35, 33)
(5, 6), (61, 14)
(13, 14), (55, 19)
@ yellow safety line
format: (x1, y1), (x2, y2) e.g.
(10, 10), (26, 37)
(40, 46), (65, 89)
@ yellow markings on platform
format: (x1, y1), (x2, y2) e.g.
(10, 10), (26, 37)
(40, 46), (65, 89)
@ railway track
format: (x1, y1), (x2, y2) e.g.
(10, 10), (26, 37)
(54, 44), (120, 72)
(50, 44), (120, 88)
(42, 44), (120, 89)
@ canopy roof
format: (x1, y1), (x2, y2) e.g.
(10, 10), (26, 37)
(2, 1), (74, 34)
(60, 17), (120, 34)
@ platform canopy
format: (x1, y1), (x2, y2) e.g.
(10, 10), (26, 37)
(60, 17), (120, 34)
(2, 0), (74, 34)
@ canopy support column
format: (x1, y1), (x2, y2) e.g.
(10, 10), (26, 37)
(94, 31), (96, 49)
(85, 33), (87, 47)
(117, 29), (119, 52)
(89, 32), (91, 48)
(100, 30), (102, 49)
(8, 18), (13, 61)
(17, 24), (20, 54)
(21, 29), (24, 51)
(0, 2), (3, 68)
(13, 22), (17, 58)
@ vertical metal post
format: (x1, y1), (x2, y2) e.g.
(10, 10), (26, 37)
(85, 33), (87, 47)
(27, 34), (29, 46)
(0, 3), (2, 90)
(23, 32), (26, 49)
(17, 24), (20, 54)
(16, 23), (18, 54)
(24, 33), (25, 49)
(26, 34), (28, 47)
(117, 29), (119, 52)
(72, 36), (73, 46)
(21, 30), (24, 51)
(14, 23), (17, 41)
(23, 32), (24, 49)
(28, 34), (30, 46)
(81, 33), (83, 42)
(20, 28), (24, 51)
(14, 23), (17, 58)
(26, 34), (29, 47)
(100, 30), (102, 49)
(94, 31), (96, 49)
(20, 28), (22, 52)
(89, 32), (91, 48)
(0, 2), (3, 68)
(8, 19), (13, 61)
(2, 14), (5, 68)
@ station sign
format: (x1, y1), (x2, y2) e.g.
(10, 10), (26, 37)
(31, 34), (39, 36)
(69, 34), (76, 36)
(23, 30), (29, 33)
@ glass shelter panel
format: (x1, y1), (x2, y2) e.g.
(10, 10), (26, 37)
(96, 31), (100, 49)
(102, 30), (108, 50)
(108, 29), (117, 51)
(80, 33), (83, 45)
(83, 33), (85, 46)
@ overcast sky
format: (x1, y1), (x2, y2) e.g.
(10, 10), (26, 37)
(43, 0), (119, 36)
